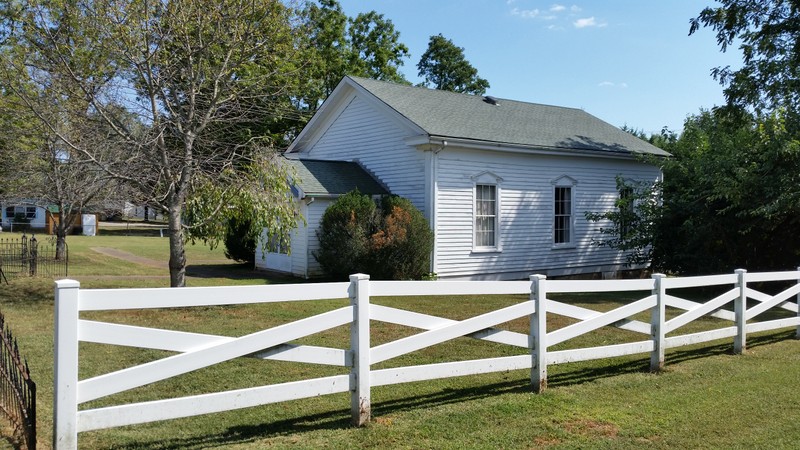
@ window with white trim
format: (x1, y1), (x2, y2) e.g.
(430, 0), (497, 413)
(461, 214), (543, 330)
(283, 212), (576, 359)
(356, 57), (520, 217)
(554, 186), (572, 244)
(475, 184), (497, 248)
(471, 171), (504, 251)
(552, 175), (577, 246)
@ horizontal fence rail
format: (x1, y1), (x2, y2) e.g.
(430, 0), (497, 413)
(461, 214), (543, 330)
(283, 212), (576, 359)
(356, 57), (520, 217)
(53, 269), (800, 449)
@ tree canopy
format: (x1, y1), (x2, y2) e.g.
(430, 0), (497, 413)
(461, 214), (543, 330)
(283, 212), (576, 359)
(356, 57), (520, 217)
(0, 0), (302, 286)
(300, 0), (409, 111)
(416, 34), (489, 95)
(690, 0), (800, 129)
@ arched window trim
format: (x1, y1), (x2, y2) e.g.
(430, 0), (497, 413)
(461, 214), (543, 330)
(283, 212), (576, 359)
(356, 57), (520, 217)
(472, 171), (503, 252)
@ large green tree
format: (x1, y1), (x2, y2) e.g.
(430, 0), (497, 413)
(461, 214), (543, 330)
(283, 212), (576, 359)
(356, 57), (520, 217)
(417, 34), (489, 95)
(0, 0), (302, 286)
(301, 0), (409, 111)
(589, 109), (800, 275)
(686, 0), (800, 271)
(690, 0), (800, 129)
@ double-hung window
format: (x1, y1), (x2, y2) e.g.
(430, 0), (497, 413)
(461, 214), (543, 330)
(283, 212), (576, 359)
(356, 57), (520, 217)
(554, 187), (572, 244)
(618, 186), (634, 239)
(552, 175), (577, 247)
(475, 184), (497, 248)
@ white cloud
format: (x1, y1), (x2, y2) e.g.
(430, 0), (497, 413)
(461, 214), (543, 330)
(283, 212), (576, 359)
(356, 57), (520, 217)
(550, 4), (566, 12)
(598, 81), (628, 88)
(570, 5), (582, 12)
(574, 16), (607, 28)
(511, 7), (540, 19)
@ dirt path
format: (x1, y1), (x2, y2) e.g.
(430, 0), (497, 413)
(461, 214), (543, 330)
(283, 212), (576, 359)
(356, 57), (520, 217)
(91, 247), (167, 268)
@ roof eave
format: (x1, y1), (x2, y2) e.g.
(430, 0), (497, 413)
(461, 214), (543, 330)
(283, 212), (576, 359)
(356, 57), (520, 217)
(417, 135), (668, 160)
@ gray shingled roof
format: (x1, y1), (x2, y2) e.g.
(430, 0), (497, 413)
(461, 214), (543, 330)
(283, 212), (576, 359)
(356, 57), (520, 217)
(284, 158), (388, 197)
(348, 76), (669, 157)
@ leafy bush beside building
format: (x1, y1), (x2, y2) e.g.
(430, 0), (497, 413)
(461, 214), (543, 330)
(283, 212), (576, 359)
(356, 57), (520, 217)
(315, 191), (433, 280)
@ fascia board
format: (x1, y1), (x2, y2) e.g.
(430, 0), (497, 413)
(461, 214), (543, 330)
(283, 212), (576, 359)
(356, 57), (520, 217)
(428, 136), (654, 162)
(286, 81), (358, 154)
(287, 77), (427, 155)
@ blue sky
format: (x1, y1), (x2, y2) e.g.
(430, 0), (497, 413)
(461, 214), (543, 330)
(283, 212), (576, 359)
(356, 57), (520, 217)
(336, 0), (742, 135)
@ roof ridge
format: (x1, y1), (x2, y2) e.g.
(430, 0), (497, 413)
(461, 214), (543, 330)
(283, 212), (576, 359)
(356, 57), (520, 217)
(346, 75), (585, 112)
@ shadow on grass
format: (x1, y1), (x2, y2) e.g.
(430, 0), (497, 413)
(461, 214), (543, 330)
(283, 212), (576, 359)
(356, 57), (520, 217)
(107, 410), (352, 450)
(108, 379), (533, 450)
(106, 329), (800, 449)
(0, 278), (53, 305)
(185, 263), (306, 284)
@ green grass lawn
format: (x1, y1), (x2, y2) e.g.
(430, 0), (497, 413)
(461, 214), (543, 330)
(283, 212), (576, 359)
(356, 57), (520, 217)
(1, 234), (799, 449)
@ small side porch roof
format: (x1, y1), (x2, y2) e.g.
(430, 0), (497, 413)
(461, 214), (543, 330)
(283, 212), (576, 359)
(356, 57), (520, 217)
(283, 158), (389, 199)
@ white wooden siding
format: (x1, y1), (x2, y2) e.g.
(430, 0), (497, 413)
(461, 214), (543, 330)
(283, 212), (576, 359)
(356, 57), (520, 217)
(255, 199), (331, 279)
(303, 96), (426, 215)
(255, 200), (307, 276)
(304, 199), (332, 277)
(434, 147), (661, 279)
(291, 202), (309, 277)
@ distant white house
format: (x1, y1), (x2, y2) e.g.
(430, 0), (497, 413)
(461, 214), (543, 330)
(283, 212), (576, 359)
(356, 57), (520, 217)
(258, 76), (668, 280)
(0, 201), (47, 231)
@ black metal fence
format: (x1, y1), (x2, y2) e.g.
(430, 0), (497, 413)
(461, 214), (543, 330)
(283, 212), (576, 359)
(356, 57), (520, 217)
(0, 312), (36, 450)
(0, 235), (67, 282)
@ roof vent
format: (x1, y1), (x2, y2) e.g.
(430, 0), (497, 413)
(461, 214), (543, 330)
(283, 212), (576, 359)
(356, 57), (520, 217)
(483, 95), (499, 106)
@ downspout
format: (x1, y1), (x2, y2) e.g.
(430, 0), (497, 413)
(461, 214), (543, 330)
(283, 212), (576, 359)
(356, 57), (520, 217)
(428, 140), (446, 276)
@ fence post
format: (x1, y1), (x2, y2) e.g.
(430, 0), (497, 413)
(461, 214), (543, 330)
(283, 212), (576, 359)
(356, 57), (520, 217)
(54, 279), (80, 450)
(650, 273), (666, 372)
(21, 234), (27, 272)
(530, 274), (547, 393)
(734, 269), (747, 353)
(349, 273), (370, 426)
(796, 267), (800, 340)
(29, 236), (38, 277)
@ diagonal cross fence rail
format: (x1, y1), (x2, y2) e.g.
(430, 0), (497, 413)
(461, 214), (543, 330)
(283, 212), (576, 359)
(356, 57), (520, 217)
(53, 269), (800, 449)
(0, 312), (36, 450)
(0, 235), (68, 283)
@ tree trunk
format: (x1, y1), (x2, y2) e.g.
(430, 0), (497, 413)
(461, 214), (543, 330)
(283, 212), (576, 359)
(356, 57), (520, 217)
(55, 230), (67, 260)
(51, 209), (68, 260)
(167, 205), (187, 287)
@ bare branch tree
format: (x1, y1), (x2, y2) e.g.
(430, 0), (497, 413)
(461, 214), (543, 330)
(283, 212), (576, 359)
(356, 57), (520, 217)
(1, 0), (306, 286)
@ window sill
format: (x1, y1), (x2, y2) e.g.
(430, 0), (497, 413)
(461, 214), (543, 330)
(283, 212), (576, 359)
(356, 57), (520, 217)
(551, 244), (576, 250)
(471, 247), (503, 254)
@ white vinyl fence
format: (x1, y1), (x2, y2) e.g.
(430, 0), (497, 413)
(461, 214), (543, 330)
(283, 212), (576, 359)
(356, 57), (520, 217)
(53, 270), (800, 449)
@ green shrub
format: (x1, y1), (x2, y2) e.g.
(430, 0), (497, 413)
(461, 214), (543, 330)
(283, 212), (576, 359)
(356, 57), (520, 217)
(223, 215), (256, 264)
(314, 191), (378, 279)
(369, 196), (434, 280)
(314, 191), (434, 280)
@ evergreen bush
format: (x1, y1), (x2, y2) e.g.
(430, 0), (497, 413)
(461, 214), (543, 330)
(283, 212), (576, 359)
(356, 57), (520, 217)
(223, 215), (256, 264)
